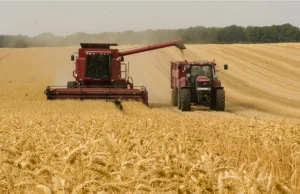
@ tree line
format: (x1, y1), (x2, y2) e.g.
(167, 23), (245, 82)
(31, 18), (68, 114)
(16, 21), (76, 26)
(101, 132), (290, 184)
(1, 23), (300, 48)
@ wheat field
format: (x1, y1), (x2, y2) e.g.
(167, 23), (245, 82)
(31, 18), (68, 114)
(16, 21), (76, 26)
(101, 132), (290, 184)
(0, 44), (300, 193)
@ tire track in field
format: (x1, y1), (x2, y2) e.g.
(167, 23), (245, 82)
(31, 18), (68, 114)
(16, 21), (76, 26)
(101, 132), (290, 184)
(201, 45), (299, 82)
(0, 50), (12, 62)
(237, 44), (300, 69)
(197, 45), (300, 94)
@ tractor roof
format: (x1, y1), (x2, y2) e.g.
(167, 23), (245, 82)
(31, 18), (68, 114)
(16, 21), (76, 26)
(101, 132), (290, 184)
(80, 43), (118, 49)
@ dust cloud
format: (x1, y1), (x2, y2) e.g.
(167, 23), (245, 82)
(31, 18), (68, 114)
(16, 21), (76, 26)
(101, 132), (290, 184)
(123, 45), (187, 105)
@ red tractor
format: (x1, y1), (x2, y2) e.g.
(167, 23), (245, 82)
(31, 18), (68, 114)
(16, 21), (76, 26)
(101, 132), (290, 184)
(171, 60), (228, 111)
(44, 40), (185, 105)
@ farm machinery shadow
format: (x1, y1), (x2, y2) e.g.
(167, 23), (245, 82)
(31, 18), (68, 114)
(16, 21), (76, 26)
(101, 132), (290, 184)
(149, 103), (232, 113)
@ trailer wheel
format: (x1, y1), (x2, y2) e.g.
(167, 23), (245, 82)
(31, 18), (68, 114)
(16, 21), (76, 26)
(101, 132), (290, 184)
(181, 88), (191, 111)
(215, 89), (225, 111)
(171, 89), (178, 106)
(67, 81), (78, 88)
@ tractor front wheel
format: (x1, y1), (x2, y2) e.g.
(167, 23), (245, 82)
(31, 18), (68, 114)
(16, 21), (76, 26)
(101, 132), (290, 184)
(181, 88), (191, 111)
(215, 89), (225, 111)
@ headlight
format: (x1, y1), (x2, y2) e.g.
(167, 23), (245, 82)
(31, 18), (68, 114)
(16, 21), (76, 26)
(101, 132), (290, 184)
(186, 73), (191, 78)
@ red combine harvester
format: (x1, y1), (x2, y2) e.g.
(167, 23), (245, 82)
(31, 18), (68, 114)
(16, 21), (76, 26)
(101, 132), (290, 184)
(44, 40), (185, 105)
(171, 60), (228, 111)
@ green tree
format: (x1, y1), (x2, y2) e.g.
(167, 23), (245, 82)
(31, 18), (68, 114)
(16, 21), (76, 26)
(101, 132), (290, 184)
(217, 25), (247, 43)
(278, 23), (300, 42)
(0, 23), (300, 47)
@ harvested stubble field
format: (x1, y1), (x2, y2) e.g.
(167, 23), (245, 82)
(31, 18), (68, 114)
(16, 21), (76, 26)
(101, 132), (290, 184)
(0, 44), (300, 193)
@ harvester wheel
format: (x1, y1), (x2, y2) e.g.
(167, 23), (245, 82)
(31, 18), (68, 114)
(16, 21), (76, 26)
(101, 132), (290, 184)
(181, 88), (191, 111)
(171, 89), (178, 106)
(215, 89), (225, 111)
(67, 81), (78, 88)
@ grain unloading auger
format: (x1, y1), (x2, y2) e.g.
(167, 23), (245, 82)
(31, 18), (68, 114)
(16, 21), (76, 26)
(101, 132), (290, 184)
(44, 40), (186, 105)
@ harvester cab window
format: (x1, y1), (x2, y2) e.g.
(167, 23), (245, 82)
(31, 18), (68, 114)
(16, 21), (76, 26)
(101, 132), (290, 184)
(85, 54), (110, 78)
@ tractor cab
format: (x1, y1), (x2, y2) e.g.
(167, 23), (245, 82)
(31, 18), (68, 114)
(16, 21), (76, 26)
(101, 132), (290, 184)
(190, 65), (213, 86)
(191, 65), (211, 77)
(182, 61), (215, 87)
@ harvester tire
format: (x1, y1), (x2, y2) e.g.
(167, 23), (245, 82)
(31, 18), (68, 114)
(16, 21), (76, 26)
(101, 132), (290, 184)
(215, 89), (225, 111)
(181, 88), (191, 111)
(67, 81), (78, 88)
(171, 89), (178, 106)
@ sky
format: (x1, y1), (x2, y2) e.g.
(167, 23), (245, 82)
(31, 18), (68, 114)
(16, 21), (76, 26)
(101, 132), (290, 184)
(1, 1), (300, 37)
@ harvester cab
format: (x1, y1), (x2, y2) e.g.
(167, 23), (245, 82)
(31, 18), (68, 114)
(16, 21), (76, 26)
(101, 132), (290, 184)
(44, 40), (186, 105)
(171, 60), (228, 111)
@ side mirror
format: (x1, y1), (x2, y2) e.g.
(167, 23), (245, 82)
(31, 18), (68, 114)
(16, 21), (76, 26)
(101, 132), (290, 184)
(224, 64), (228, 70)
(71, 55), (75, 61)
(178, 64), (182, 70)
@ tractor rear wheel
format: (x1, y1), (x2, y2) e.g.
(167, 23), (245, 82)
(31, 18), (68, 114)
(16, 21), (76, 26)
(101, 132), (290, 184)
(181, 88), (191, 111)
(171, 89), (178, 106)
(210, 91), (216, 110)
(67, 81), (78, 88)
(178, 89), (181, 110)
(215, 89), (225, 111)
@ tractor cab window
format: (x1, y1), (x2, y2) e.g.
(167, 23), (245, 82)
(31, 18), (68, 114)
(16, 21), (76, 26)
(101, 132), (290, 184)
(85, 54), (110, 78)
(191, 65), (212, 78)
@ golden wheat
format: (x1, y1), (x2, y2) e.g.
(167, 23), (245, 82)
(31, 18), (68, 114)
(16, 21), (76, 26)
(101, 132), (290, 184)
(0, 45), (300, 193)
(1, 98), (299, 193)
